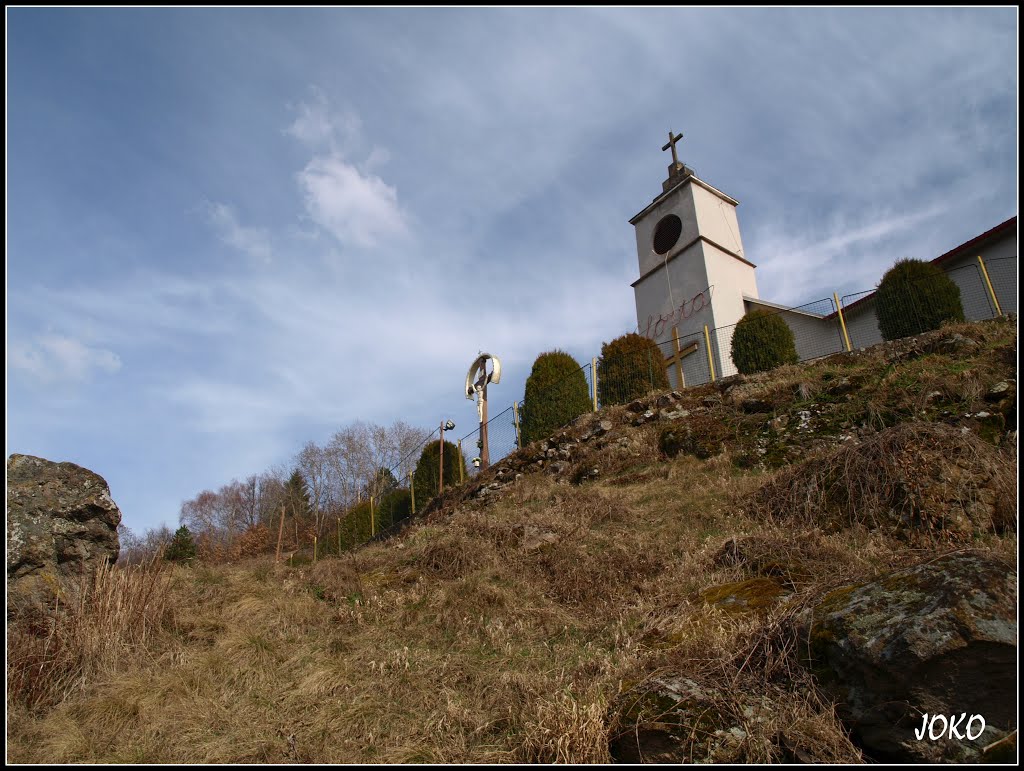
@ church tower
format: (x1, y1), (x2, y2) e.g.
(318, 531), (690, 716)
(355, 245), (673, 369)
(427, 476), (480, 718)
(630, 132), (759, 384)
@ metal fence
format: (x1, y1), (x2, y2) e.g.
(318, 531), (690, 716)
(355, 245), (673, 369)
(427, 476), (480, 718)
(312, 253), (1015, 556)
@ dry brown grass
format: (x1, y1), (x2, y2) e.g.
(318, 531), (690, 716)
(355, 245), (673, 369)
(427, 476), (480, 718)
(7, 559), (174, 711)
(747, 421), (1016, 542)
(7, 319), (1016, 764)
(8, 450), (1010, 764)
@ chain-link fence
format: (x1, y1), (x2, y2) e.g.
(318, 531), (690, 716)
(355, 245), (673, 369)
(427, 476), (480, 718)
(319, 254), (1014, 555)
(840, 259), (1011, 350)
(982, 256), (1016, 314)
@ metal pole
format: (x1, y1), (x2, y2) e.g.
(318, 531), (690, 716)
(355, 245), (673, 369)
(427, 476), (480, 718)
(977, 255), (1003, 316)
(591, 357), (598, 411)
(370, 496), (375, 538)
(834, 292), (852, 352)
(703, 325), (716, 382)
(512, 401), (521, 447)
(275, 505), (285, 562)
(457, 440), (464, 483)
(409, 471), (416, 514)
(481, 381), (490, 469)
(438, 422), (444, 495)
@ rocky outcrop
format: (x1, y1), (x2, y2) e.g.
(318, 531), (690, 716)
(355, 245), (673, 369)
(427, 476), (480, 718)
(7, 454), (122, 608)
(805, 551), (1016, 762)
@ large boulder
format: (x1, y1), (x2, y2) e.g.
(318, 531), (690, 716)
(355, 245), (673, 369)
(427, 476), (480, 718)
(806, 551), (1016, 762)
(7, 454), (122, 608)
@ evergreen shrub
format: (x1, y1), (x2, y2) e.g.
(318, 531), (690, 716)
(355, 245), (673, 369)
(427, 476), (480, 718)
(730, 309), (799, 375)
(597, 333), (670, 406)
(520, 350), (592, 445)
(875, 258), (965, 341)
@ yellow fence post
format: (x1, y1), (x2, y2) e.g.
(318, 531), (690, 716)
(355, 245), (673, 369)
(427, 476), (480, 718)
(409, 471), (416, 514)
(370, 496), (375, 539)
(313, 535), (317, 563)
(275, 505), (285, 563)
(337, 517), (341, 555)
(977, 255), (1003, 316)
(512, 402), (521, 447)
(591, 357), (598, 411)
(834, 292), (853, 352)
(703, 325), (716, 382)
(456, 441), (464, 484)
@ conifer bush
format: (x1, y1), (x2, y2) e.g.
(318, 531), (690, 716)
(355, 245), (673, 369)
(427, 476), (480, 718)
(376, 488), (413, 529)
(875, 258), (965, 341)
(520, 350), (592, 445)
(164, 525), (197, 563)
(339, 500), (374, 551)
(730, 309), (799, 375)
(597, 333), (670, 406)
(412, 439), (465, 505)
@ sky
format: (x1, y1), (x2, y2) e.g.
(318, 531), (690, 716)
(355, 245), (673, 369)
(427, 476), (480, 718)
(7, 7), (1018, 535)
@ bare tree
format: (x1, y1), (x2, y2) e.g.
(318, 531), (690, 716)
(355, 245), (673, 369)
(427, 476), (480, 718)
(172, 420), (431, 557)
(326, 420), (431, 505)
(296, 441), (334, 537)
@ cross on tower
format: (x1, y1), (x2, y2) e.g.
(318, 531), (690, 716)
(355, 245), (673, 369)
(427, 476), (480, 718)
(662, 130), (684, 168)
(664, 326), (698, 389)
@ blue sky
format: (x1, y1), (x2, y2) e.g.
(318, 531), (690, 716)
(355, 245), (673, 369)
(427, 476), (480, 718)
(7, 8), (1017, 535)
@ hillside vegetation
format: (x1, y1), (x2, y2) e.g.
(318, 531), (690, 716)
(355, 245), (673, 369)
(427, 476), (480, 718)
(7, 317), (1017, 763)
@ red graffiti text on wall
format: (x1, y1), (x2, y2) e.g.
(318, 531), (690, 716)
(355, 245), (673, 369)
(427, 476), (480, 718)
(639, 285), (714, 340)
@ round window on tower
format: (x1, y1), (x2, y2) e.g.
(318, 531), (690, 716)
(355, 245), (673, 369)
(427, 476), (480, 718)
(652, 214), (683, 255)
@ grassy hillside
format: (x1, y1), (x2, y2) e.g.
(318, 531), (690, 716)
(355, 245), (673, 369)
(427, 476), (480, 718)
(7, 317), (1016, 763)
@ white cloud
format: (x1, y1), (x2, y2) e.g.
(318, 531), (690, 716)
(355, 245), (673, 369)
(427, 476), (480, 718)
(750, 203), (951, 304)
(285, 92), (409, 249)
(296, 152), (408, 248)
(9, 334), (122, 383)
(284, 87), (363, 152)
(203, 201), (273, 263)
(284, 89), (336, 147)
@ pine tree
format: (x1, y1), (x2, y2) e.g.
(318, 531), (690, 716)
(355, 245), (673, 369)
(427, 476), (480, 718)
(164, 525), (197, 563)
(283, 469), (312, 520)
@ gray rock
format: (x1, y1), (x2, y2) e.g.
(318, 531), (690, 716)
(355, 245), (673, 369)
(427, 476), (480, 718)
(827, 377), (854, 396)
(806, 551), (1016, 762)
(609, 676), (774, 763)
(655, 392), (682, 408)
(658, 404), (690, 420)
(7, 454), (122, 609)
(986, 381), (1012, 400)
(519, 525), (559, 551)
(927, 333), (979, 355)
